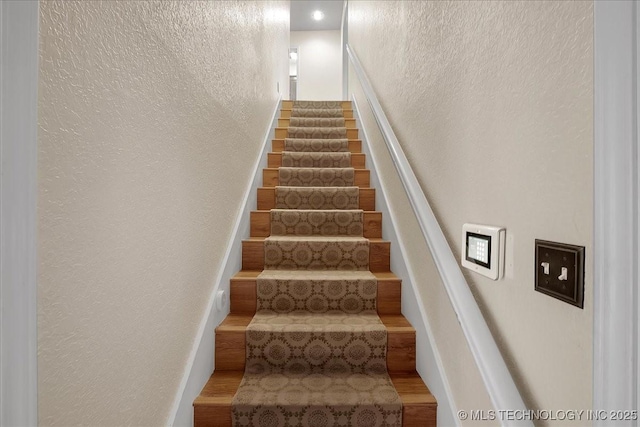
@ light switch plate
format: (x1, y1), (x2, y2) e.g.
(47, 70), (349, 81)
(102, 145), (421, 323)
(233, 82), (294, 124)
(534, 239), (585, 308)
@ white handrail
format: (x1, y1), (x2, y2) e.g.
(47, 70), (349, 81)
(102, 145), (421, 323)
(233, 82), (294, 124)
(346, 44), (533, 427)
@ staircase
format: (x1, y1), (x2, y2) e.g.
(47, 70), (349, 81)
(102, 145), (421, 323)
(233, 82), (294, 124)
(194, 100), (437, 426)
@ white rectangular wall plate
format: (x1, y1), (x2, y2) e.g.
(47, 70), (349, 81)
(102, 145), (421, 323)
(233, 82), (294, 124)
(461, 223), (506, 280)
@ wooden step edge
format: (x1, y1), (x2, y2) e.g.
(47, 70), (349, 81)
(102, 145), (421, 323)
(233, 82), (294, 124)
(379, 314), (415, 331)
(280, 109), (355, 119)
(230, 269), (401, 316)
(391, 371), (438, 427)
(243, 237), (389, 243)
(272, 139), (362, 153)
(194, 370), (242, 427)
(241, 237), (390, 272)
(257, 187), (376, 212)
(267, 152), (366, 169)
(262, 168), (370, 188)
(215, 313), (415, 372)
(231, 269), (401, 281)
(281, 100), (352, 109)
(250, 210), (382, 238)
(241, 247), (390, 272)
(275, 128), (359, 140)
(278, 118), (357, 128)
(194, 370), (436, 427)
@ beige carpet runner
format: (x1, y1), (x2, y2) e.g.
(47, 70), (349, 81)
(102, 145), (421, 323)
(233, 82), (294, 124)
(231, 101), (402, 426)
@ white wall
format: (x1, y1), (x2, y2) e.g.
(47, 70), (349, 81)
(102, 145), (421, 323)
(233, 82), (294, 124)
(37, 1), (289, 425)
(291, 30), (342, 100)
(349, 2), (593, 426)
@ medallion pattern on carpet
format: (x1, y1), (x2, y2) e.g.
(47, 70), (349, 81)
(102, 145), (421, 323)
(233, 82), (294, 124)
(264, 236), (370, 271)
(289, 117), (346, 128)
(274, 186), (360, 210)
(291, 107), (344, 118)
(287, 127), (347, 139)
(283, 138), (350, 152)
(256, 270), (377, 313)
(292, 100), (344, 109)
(270, 209), (364, 237)
(281, 152), (351, 168)
(278, 167), (355, 187)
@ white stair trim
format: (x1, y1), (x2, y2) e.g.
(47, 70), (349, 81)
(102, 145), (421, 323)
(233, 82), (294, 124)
(0, 2), (39, 425)
(593, 1), (640, 422)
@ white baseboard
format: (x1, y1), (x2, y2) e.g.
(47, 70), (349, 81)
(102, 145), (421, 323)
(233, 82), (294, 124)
(168, 97), (281, 426)
(351, 96), (458, 427)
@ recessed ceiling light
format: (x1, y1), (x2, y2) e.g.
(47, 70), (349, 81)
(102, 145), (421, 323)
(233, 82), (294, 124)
(312, 10), (324, 21)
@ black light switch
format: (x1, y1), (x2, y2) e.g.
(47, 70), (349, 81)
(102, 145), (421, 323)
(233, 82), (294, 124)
(534, 240), (585, 308)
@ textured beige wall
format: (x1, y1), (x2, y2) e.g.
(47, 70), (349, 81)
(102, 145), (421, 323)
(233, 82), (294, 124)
(291, 30), (342, 100)
(348, 1), (593, 425)
(37, 1), (289, 425)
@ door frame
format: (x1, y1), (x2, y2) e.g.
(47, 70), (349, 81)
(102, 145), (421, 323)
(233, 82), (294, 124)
(0, 1), (39, 425)
(593, 0), (639, 421)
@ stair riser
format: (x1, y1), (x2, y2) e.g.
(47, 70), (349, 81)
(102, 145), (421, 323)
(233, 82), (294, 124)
(215, 328), (415, 373)
(263, 168), (370, 188)
(280, 109), (354, 119)
(194, 407), (232, 427)
(241, 240), (390, 272)
(250, 210), (382, 238)
(268, 152), (366, 169)
(257, 187), (375, 211)
(278, 118), (357, 128)
(272, 139), (362, 153)
(215, 331), (245, 371)
(275, 127), (359, 139)
(230, 276), (401, 315)
(282, 100), (352, 109)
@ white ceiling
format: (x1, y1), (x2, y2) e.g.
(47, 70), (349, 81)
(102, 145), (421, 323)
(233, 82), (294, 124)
(290, 0), (344, 31)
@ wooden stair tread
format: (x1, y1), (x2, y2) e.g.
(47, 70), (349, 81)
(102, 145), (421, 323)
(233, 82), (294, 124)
(278, 118), (357, 128)
(194, 370), (436, 426)
(257, 186), (376, 212)
(241, 237), (390, 272)
(271, 139), (362, 154)
(262, 168), (371, 188)
(251, 209), (381, 214)
(195, 370), (434, 404)
(281, 100), (352, 109)
(231, 270), (398, 280)
(215, 313), (415, 372)
(268, 152), (366, 169)
(217, 313), (413, 332)
(250, 210), (382, 238)
(230, 270), (401, 316)
(243, 236), (388, 243)
(274, 128), (359, 141)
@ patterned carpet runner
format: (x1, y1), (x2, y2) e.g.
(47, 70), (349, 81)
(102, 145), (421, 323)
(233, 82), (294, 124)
(231, 100), (402, 426)
(283, 138), (350, 152)
(281, 152), (351, 168)
(274, 186), (359, 210)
